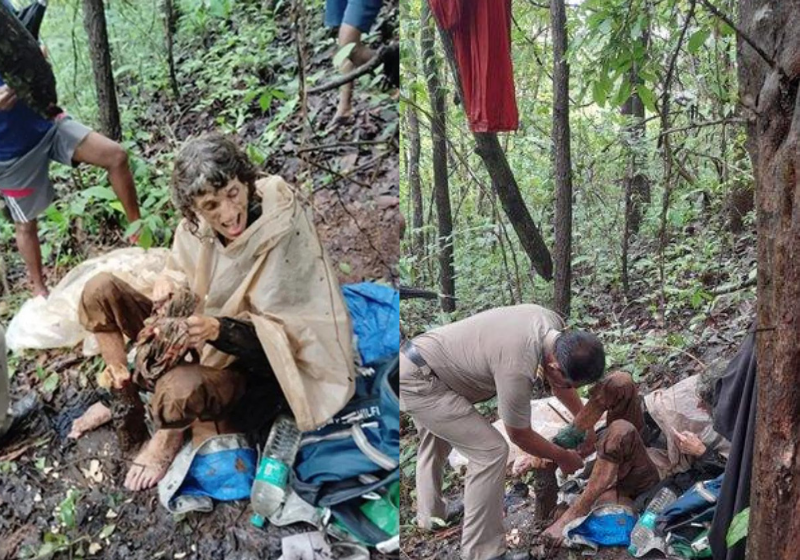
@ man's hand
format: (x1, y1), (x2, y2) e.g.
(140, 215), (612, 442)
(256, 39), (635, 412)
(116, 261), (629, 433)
(556, 448), (584, 475)
(186, 315), (220, 348)
(0, 86), (18, 111)
(673, 429), (707, 457)
(151, 276), (174, 303)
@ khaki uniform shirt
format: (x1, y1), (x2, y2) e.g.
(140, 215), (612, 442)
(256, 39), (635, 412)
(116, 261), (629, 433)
(414, 304), (564, 428)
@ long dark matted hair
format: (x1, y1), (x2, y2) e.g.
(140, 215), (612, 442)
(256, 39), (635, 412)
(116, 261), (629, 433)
(170, 132), (257, 236)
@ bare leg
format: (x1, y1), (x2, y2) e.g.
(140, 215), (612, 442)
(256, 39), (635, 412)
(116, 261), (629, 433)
(94, 331), (131, 388)
(333, 24), (376, 122)
(124, 428), (186, 491)
(14, 220), (47, 297)
(72, 132), (140, 226)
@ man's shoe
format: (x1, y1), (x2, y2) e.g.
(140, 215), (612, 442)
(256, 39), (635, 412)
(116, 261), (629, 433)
(489, 551), (530, 560)
(0, 392), (40, 444)
(445, 498), (464, 524)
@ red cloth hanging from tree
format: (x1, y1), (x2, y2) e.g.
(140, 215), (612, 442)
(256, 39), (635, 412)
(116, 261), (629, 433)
(429, 0), (519, 132)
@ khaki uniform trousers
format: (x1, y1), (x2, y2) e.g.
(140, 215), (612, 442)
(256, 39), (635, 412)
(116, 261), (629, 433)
(400, 353), (508, 560)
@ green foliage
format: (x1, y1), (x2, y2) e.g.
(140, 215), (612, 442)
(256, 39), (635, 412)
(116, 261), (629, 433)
(56, 488), (81, 529)
(400, 0), (755, 398)
(726, 507), (749, 548)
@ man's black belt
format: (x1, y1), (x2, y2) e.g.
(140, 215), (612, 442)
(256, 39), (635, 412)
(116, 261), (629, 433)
(401, 340), (429, 369)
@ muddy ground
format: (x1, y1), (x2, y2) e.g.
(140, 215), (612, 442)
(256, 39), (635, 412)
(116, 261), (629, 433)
(0, 2), (399, 559)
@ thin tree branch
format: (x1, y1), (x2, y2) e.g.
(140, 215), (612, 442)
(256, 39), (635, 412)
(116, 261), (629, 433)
(696, 0), (778, 71)
(659, 117), (746, 137)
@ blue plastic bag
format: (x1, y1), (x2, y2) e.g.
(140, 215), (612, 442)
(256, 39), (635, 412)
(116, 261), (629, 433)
(342, 283), (399, 364)
(565, 504), (638, 549)
(179, 447), (257, 502)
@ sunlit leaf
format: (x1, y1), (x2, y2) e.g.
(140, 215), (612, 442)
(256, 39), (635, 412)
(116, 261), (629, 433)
(688, 28), (711, 54)
(333, 43), (357, 68)
(727, 507), (749, 548)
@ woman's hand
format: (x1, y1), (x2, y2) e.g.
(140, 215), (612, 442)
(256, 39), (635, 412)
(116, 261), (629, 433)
(673, 428), (707, 457)
(186, 315), (220, 347)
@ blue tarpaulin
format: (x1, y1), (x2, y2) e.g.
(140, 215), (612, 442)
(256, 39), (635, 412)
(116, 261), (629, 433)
(566, 505), (638, 548)
(342, 283), (399, 365)
(179, 448), (257, 502)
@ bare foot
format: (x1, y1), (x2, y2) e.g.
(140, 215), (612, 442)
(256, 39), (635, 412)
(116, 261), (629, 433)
(68, 402), (112, 439)
(124, 429), (185, 491)
(97, 363), (131, 390)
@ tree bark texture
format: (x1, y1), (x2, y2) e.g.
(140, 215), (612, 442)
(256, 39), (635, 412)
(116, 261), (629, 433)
(82, 0), (122, 140)
(407, 101), (425, 258)
(0, 7), (60, 118)
(421, 4), (455, 312)
(551, 0), (572, 317)
(737, 1), (800, 558)
(164, 0), (180, 99)
(472, 134), (554, 281)
(431, 15), (554, 281)
(532, 464), (558, 523)
(621, 54), (650, 295)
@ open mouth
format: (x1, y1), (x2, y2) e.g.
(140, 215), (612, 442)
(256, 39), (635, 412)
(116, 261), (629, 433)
(223, 213), (245, 237)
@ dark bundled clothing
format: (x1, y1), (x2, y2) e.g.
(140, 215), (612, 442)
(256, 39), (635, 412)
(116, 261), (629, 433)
(709, 329), (757, 560)
(211, 317), (270, 376)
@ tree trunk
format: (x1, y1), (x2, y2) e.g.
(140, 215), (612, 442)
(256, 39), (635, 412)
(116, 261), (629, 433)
(532, 464), (558, 523)
(550, 0), (572, 317)
(421, 4), (455, 312)
(82, 0), (121, 140)
(473, 135), (554, 281)
(164, 0), (180, 99)
(620, 31), (650, 295)
(407, 101), (425, 258)
(432, 19), (554, 280)
(737, 1), (800, 558)
(0, 7), (60, 118)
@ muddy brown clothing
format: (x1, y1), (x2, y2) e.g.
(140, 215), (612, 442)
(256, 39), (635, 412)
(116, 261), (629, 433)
(597, 419), (661, 499)
(78, 272), (279, 430)
(581, 371), (729, 481)
(401, 304), (564, 560)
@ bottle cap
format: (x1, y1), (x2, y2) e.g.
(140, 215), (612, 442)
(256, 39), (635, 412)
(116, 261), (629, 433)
(250, 514), (266, 528)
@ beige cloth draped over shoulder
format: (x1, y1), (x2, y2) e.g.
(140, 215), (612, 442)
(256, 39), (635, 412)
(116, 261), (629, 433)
(161, 175), (355, 431)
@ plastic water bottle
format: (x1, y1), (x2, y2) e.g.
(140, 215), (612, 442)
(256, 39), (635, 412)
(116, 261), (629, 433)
(628, 487), (678, 557)
(250, 415), (302, 524)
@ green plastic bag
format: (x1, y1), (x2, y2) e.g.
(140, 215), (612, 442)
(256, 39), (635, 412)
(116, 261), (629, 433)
(553, 424), (586, 449)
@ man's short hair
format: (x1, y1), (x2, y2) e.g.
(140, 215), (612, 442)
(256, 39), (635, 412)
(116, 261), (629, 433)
(554, 330), (605, 386)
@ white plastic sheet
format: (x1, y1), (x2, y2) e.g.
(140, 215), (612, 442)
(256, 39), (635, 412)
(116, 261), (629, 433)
(6, 248), (169, 355)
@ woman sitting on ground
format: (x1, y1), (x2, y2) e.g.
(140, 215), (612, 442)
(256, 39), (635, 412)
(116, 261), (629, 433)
(71, 133), (355, 491)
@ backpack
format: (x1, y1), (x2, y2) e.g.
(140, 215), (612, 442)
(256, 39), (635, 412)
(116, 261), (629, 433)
(292, 355), (399, 548)
(658, 475), (723, 558)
